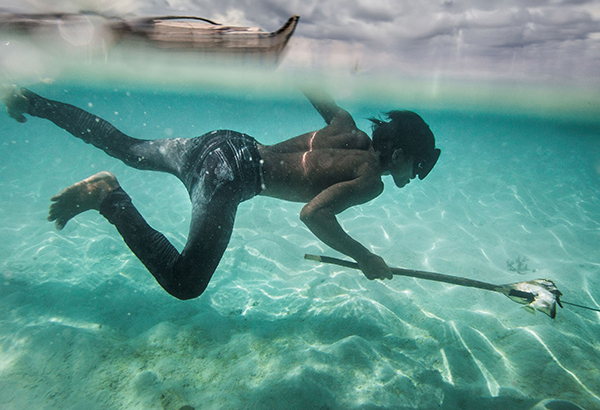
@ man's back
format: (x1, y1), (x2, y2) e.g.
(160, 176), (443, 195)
(257, 98), (384, 204)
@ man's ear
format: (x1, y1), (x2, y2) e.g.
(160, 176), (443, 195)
(391, 148), (404, 162)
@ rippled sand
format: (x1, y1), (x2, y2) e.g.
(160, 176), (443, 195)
(1, 85), (599, 409)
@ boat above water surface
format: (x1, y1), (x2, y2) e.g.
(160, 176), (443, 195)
(0, 11), (299, 65)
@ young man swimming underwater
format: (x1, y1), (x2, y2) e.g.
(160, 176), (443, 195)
(1, 86), (440, 300)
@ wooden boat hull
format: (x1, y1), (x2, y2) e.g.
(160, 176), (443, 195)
(0, 12), (299, 63)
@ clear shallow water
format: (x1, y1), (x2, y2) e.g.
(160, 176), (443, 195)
(0, 80), (599, 410)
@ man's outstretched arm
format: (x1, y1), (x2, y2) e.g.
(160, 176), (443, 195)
(299, 175), (392, 280)
(301, 87), (349, 125)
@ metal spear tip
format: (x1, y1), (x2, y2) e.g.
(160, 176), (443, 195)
(505, 279), (563, 319)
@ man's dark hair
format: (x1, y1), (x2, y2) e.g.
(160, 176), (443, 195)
(369, 110), (441, 180)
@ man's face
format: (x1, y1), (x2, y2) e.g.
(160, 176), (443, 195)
(390, 150), (415, 188)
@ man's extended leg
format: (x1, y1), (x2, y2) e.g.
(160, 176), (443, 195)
(2, 86), (189, 177)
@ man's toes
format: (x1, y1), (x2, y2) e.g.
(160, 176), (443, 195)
(8, 111), (27, 123)
(47, 211), (60, 222)
(48, 202), (61, 220)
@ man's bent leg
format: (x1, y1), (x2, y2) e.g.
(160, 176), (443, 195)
(99, 184), (239, 300)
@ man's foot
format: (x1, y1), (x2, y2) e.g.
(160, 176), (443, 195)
(48, 171), (120, 230)
(0, 85), (29, 123)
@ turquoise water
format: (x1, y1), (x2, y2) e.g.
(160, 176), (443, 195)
(1, 79), (599, 410)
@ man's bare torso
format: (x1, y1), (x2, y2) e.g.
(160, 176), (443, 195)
(257, 110), (383, 204)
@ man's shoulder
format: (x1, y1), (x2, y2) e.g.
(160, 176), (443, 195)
(314, 126), (371, 151)
(324, 147), (381, 178)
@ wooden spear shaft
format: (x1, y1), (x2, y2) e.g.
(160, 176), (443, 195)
(304, 254), (533, 301)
